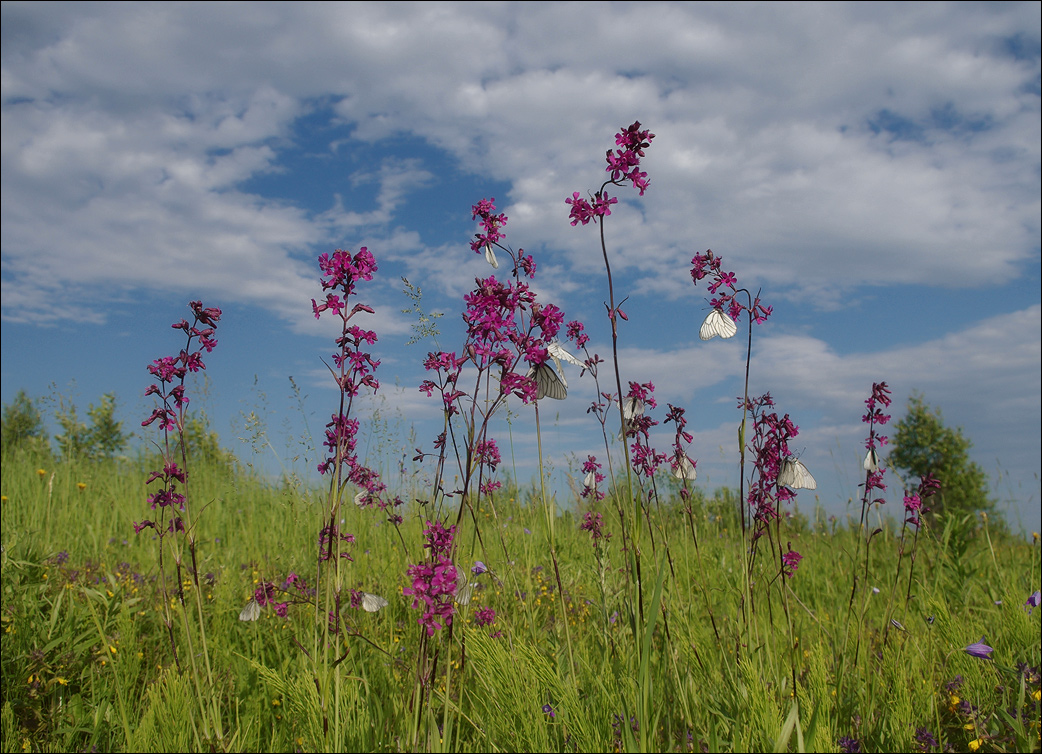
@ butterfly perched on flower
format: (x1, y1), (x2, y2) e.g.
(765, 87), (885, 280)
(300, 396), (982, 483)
(699, 308), (737, 340)
(484, 244), (499, 269)
(527, 340), (584, 401)
(777, 456), (817, 490)
(671, 452), (697, 481)
(527, 361), (567, 400)
(618, 395), (645, 439)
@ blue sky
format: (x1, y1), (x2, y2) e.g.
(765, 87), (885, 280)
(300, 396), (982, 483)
(2, 2), (1039, 531)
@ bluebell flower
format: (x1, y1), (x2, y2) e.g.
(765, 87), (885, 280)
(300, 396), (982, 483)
(963, 636), (993, 659)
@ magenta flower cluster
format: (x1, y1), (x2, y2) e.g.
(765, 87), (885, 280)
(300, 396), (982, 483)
(743, 393), (801, 524)
(419, 206), (582, 426)
(403, 520), (464, 636)
(566, 121), (655, 226)
(861, 381), (891, 505)
(581, 455), (605, 501)
(781, 544), (803, 578)
(580, 511), (612, 549)
(473, 606), (500, 638)
(664, 403), (697, 492)
(253, 580), (289, 618)
(309, 247), (401, 532)
(624, 382), (667, 479)
(135, 301), (222, 537)
(469, 198), (506, 253)
(690, 249), (772, 326)
(903, 473), (940, 529)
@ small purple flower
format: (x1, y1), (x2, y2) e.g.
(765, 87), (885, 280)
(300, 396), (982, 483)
(1025, 590), (1041, 615)
(914, 727), (938, 752)
(472, 561), (488, 575)
(542, 703), (555, 718)
(474, 606), (496, 628)
(963, 636), (994, 660)
(838, 736), (861, 753)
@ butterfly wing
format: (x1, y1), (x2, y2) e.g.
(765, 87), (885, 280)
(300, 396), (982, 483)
(456, 582), (476, 605)
(618, 396), (645, 439)
(548, 340), (584, 368)
(454, 563), (477, 605)
(778, 457), (817, 490)
(239, 598), (261, 622)
(699, 309), (737, 341)
(672, 454), (697, 481)
(360, 592), (389, 612)
(529, 363), (567, 400)
(484, 244), (499, 269)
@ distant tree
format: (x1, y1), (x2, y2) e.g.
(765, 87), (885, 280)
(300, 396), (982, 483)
(54, 395), (90, 459)
(54, 392), (129, 460)
(888, 394), (993, 519)
(86, 393), (129, 457)
(1, 390), (50, 457)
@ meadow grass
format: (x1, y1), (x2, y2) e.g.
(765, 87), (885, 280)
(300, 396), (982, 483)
(1, 449), (1038, 753)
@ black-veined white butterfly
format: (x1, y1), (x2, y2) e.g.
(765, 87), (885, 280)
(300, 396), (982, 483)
(354, 490), (368, 507)
(671, 453), (697, 481)
(547, 340), (584, 369)
(239, 598), (261, 622)
(777, 456), (817, 490)
(360, 592), (389, 612)
(484, 244), (499, 269)
(583, 469), (597, 489)
(454, 564), (477, 606)
(863, 448), (880, 472)
(618, 396), (645, 438)
(699, 308), (737, 341)
(527, 362), (567, 400)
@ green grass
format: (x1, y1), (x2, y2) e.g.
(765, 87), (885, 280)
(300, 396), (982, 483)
(1, 449), (1039, 753)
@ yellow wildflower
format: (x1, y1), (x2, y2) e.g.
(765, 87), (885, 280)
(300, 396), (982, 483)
(968, 738), (983, 751)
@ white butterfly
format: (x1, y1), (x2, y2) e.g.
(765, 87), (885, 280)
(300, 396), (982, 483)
(239, 598), (261, 622)
(454, 564), (477, 606)
(360, 592), (389, 612)
(547, 340), (584, 369)
(699, 308), (737, 341)
(527, 362), (567, 400)
(863, 448), (880, 472)
(618, 396), (645, 438)
(484, 244), (499, 269)
(354, 490), (368, 507)
(583, 469), (597, 489)
(777, 456), (817, 490)
(671, 453), (697, 481)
